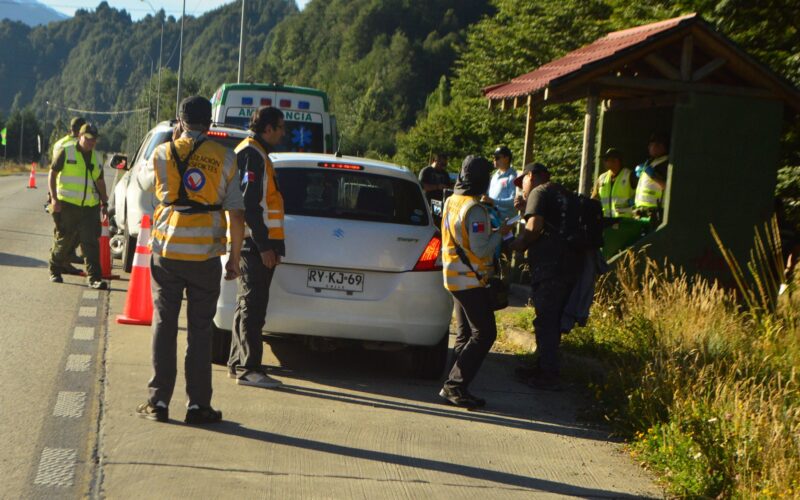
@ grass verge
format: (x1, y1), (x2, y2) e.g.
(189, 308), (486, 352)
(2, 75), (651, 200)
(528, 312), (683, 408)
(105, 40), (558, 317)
(500, 249), (799, 498)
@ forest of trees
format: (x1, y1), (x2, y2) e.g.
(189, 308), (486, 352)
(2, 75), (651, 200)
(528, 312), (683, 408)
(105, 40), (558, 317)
(0, 0), (797, 213)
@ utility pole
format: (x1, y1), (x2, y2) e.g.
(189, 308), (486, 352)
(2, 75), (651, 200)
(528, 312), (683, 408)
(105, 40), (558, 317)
(237, 0), (246, 83)
(147, 59), (153, 129)
(176, 0), (186, 111)
(141, 1), (164, 122)
(19, 113), (24, 163)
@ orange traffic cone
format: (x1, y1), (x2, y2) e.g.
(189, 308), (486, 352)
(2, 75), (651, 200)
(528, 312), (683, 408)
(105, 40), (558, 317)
(116, 215), (153, 325)
(26, 163), (37, 189)
(99, 216), (119, 280)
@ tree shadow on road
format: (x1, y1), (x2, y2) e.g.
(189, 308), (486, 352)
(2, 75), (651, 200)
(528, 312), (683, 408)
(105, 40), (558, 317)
(198, 421), (655, 499)
(264, 337), (611, 442)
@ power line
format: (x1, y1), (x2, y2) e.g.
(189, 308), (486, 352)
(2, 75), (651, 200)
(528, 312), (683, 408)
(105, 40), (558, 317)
(46, 101), (147, 116)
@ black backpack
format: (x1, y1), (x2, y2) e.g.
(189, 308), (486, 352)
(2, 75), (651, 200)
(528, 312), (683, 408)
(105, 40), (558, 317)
(552, 188), (604, 251)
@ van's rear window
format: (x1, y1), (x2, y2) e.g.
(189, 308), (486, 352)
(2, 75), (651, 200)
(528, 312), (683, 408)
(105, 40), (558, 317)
(275, 168), (429, 226)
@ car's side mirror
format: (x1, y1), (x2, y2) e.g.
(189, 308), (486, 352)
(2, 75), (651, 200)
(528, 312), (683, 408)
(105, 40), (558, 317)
(110, 153), (128, 170)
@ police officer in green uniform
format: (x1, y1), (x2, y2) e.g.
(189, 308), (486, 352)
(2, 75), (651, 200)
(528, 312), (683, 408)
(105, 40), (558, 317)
(591, 148), (636, 219)
(48, 123), (109, 289)
(50, 116), (86, 271)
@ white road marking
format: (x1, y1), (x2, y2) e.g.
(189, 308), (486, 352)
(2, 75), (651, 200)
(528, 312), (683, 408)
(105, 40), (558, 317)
(33, 448), (77, 487)
(73, 327), (94, 340)
(65, 354), (91, 372)
(53, 391), (86, 418)
(82, 290), (100, 300)
(78, 306), (97, 317)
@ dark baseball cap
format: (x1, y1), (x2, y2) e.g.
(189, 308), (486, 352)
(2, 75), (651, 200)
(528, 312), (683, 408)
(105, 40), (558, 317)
(70, 117), (86, 133)
(513, 162), (548, 188)
(601, 147), (622, 160)
(493, 145), (512, 159)
(79, 122), (98, 139)
(178, 96), (212, 125)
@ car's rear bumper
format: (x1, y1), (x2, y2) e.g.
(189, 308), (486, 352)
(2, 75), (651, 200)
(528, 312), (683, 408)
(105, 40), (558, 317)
(214, 262), (452, 346)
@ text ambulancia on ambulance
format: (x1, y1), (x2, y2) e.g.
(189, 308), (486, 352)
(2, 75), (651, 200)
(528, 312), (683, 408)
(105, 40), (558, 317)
(210, 82), (338, 154)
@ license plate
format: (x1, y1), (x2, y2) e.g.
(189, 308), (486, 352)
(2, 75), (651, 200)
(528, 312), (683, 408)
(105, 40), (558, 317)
(307, 269), (364, 293)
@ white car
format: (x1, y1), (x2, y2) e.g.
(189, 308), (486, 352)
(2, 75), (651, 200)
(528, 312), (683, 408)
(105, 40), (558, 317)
(212, 153), (453, 378)
(111, 121), (248, 271)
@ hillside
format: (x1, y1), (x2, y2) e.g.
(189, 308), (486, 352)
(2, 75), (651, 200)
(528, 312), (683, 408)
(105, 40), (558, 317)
(0, 0), (67, 26)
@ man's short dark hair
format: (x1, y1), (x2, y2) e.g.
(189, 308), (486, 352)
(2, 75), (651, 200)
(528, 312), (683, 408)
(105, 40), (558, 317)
(250, 107), (284, 134)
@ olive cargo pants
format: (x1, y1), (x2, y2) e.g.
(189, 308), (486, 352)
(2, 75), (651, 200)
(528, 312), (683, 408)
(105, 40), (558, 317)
(49, 202), (101, 281)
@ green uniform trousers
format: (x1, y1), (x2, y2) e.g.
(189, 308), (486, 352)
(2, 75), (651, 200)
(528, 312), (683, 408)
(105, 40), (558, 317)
(49, 202), (101, 281)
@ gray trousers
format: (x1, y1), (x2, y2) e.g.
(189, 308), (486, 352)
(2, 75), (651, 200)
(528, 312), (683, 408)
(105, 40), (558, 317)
(228, 250), (275, 374)
(148, 254), (222, 407)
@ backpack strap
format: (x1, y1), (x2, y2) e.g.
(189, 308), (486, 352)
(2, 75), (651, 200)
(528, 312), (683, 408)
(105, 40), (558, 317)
(162, 138), (222, 213)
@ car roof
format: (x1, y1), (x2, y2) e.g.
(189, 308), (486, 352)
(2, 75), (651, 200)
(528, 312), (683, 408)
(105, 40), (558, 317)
(269, 153), (413, 181)
(148, 120), (250, 137)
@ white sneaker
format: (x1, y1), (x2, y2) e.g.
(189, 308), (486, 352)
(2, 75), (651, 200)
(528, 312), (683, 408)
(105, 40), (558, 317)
(237, 371), (282, 389)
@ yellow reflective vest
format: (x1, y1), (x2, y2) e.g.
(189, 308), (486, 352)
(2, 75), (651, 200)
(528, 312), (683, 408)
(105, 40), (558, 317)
(634, 157), (668, 209)
(56, 144), (102, 207)
(598, 167), (634, 218)
(52, 134), (75, 159)
(150, 136), (237, 261)
(234, 136), (285, 241)
(441, 194), (493, 291)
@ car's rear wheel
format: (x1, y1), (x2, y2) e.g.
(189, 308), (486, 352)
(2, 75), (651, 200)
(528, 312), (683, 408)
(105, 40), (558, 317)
(211, 324), (232, 365)
(110, 234), (125, 260)
(411, 331), (449, 379)
(121, 226), (137, 273)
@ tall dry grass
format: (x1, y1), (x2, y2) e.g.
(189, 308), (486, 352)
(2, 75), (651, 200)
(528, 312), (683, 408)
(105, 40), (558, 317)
(565, 231), (800, 497)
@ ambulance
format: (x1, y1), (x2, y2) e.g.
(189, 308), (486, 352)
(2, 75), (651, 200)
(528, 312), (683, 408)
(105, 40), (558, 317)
(210, 83), (337, 153)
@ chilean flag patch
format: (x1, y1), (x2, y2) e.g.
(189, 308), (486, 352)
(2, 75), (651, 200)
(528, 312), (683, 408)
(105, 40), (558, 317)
(242, 171), (256, 185)
(471, 222), (485, 233)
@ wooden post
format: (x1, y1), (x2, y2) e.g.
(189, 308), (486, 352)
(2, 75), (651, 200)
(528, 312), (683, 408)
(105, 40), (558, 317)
(522, 96), (535, 167)
(579, 92), (599, 196)
(681, 36), (693, 81)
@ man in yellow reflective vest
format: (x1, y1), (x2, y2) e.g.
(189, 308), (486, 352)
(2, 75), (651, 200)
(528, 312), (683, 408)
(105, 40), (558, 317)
(50, 116), (86, 270)
(228, 106), (286, 389)
(440, 155), (510, 408)
(634, 133), (670, 223)
(592, 148), (636, 219)
(135, 96), (245, 425)
(47, 123), (109, 289)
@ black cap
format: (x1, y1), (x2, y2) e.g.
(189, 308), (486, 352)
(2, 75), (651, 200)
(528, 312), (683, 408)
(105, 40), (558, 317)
(513, 162), (548, 187)
(454, 155), (493, 196)
(601, 147), (622, 160)
(493, 145), (512, 159)
(178, 96), (212, 125)
(70, 117), (86, 133)
(79, 122), (98, 139)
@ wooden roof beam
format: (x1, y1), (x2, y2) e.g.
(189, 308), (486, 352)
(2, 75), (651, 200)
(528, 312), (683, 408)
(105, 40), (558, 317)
(692, 57), (726, 81)
(595, 75), (774, 99)
(644, 53), (681, 80)
(681, 36), (693, 81)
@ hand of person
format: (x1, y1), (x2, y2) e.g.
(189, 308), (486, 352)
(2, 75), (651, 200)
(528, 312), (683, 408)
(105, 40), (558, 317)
(224, 254), (241, 280)
(261, 249), (280, 269)
(513, 195), (524, 210)
(498, 223), (513, 236)
(51, 199), (62, 213)
(100, 203), (108, 218)
(480, 195), (494, 205)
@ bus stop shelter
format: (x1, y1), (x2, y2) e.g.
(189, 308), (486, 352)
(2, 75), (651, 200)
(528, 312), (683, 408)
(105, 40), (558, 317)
(483, 14), (800, 282)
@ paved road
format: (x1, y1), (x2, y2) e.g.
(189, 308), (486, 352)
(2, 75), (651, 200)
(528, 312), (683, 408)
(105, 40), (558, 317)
(99, 287), (663, 499)
(0, 171), (108, 498)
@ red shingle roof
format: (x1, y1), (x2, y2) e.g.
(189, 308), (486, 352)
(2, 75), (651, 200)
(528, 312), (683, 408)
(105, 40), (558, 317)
(483, 14), (698, 100)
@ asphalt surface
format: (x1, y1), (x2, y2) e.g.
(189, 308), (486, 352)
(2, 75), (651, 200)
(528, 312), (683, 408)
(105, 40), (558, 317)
(0, 170), (108, 498)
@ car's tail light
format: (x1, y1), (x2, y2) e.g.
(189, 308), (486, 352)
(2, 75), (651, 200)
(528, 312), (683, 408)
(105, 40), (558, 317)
(413, 235), (442, 271)
(207, 130), (229, 138)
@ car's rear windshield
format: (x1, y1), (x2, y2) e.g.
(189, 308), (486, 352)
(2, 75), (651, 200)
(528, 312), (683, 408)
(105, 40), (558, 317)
(138, 129), (242, 163)
(275, 168), (429, 226)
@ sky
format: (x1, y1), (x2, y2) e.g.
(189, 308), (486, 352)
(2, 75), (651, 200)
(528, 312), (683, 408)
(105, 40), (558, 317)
(40, 0), (309, 21)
